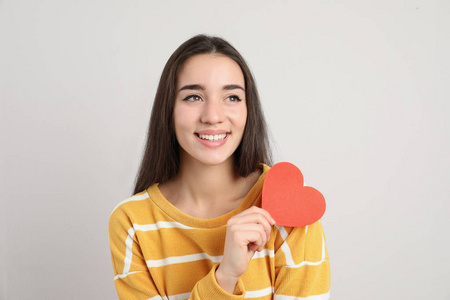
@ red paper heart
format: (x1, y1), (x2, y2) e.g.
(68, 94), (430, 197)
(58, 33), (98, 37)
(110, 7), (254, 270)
(262, 162), (326, 227)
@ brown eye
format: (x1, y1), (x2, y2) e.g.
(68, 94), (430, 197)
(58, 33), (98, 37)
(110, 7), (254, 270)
(226, 95), (242, 102)
(183, 95), (202, 102)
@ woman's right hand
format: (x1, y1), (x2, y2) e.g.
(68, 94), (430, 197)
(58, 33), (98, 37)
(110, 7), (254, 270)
(215, 206), (276, 293)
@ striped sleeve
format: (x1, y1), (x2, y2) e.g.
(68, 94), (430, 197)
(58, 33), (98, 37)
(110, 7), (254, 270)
(109, 205), (160, 299)
(273, 221), (330, 299)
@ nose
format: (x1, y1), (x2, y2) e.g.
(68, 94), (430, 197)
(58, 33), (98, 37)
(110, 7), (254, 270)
(200, 99), (225, 124)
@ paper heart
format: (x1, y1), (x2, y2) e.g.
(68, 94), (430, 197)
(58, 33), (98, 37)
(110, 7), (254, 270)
(262, 162), (326, 227)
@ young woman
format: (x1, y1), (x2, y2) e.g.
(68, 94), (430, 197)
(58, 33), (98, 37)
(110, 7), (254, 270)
(109, 35), (330, 299)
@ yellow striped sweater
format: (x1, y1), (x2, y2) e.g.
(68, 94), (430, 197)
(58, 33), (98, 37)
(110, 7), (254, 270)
(109, 164), (330, 299)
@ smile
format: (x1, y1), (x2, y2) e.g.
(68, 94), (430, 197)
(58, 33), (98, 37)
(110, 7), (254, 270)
(197, 134), (227, 141)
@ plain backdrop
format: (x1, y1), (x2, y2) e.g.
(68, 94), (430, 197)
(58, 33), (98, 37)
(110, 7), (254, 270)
(1, 0), (449, 299)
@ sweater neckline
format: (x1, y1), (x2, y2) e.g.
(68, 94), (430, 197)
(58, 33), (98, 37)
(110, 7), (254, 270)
(147, 164), (269, 228)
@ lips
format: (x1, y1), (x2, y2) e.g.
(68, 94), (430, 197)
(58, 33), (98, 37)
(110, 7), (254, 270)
(194, 130), (229, 148)
(197, 133), (227, 141)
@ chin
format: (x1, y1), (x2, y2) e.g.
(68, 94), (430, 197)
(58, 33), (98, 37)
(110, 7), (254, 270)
(179, 142), (239, 168)
(183, 150), (235, 167)
(197, 155), (233, 167)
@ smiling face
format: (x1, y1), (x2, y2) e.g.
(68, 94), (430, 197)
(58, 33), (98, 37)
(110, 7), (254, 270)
(173, 54), (247, 167)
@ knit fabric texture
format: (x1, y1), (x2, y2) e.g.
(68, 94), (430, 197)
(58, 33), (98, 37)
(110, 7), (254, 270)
(109, 164), (330, 299)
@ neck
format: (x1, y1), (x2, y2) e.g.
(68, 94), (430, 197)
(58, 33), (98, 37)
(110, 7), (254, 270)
(160, 153), (256, 219)
(176, 155), (239, 205)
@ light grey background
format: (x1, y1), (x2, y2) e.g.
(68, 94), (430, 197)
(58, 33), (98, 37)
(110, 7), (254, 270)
(1, 0), (449, 299)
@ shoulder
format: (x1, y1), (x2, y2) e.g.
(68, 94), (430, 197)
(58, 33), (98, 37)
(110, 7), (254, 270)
(111, 190), (150, 215)
(109, 187), (157, 229)
(261, 163), (271, 176)
(249, 163), (271, 191)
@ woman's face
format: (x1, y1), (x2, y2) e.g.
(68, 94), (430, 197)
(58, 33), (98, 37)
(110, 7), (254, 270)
(173, 54), (247, 167)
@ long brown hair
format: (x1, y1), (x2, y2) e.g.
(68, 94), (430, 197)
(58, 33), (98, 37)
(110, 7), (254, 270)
(133, 35), (272, 194)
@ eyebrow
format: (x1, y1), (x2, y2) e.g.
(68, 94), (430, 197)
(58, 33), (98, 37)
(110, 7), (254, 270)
(178, 84), (245, 92)
(223, 84), (245, 91)
(178, 84), (205, 92)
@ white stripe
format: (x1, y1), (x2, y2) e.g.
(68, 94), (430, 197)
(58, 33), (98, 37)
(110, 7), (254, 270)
(146, 253), (223, 268)
(145, 249), (275, 269)
(245, 286), (274, 298)
(276, 225), (289, 240)
(111, 192), (149, 215)
(304, 225), (309, 235)
(167, 292), (191, 300)
(285, 257), (328, 269)
(275, 291), (330, 300)
(134, 221), (195, 231)
(276, 225), (295, 266)
(147, 292), (191, 300)
(252, 248), (275, 259)
(123, 227), (135, 274)
(147, 296), (163, 300)
(114, 270), (143, 280)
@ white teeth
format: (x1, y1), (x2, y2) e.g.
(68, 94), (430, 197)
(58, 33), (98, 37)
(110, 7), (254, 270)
(199, 134), (227, 141)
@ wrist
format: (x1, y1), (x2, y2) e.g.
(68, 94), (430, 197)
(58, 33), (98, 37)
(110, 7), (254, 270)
(215, 265), (240, 294)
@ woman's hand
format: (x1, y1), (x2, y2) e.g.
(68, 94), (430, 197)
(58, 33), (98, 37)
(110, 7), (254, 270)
(216, 206), (276, 293)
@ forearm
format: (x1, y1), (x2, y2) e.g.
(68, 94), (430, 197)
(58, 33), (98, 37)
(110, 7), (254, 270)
(215, 265), (240, 294)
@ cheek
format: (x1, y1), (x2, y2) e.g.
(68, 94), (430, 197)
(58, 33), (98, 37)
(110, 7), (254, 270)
(233, 106), (247, 130)
(173, 109), (186, 139)
(242, 108), (248, 127)
(173, 105), (190, 130)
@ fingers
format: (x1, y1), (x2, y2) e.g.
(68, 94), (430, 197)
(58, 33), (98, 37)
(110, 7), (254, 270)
(228, 223), (268, 251)
(228, 207), (275, 241)
(229, 216), (270, 244)
(236, 206), (276, 225)
(226, 206), (275, 252)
